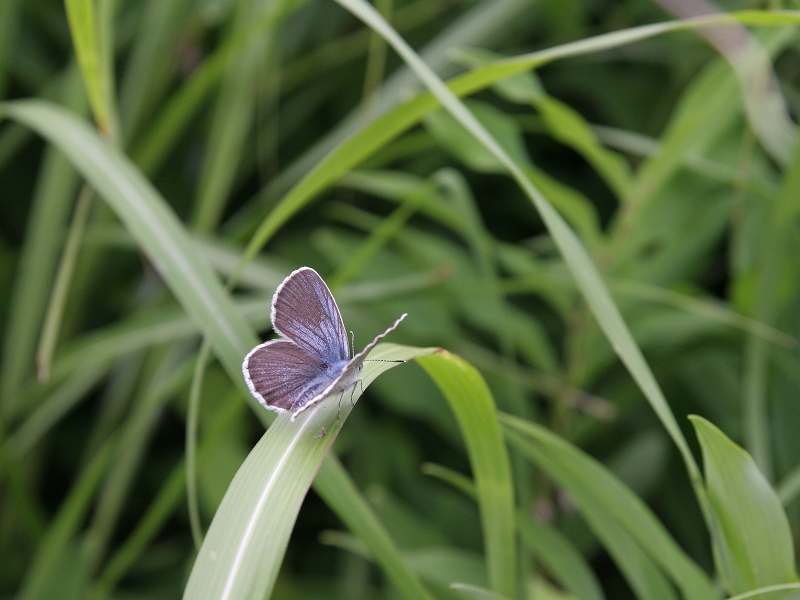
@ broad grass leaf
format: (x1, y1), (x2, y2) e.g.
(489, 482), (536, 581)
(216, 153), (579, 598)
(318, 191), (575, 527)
(689, 416), (799, 597)
(500, 413), (717, 600)
(417, 351), (517, 598)
(184, 344), (433, 600)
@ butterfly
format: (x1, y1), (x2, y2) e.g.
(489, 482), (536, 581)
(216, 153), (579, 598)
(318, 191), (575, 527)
(242, 267), (407, 420)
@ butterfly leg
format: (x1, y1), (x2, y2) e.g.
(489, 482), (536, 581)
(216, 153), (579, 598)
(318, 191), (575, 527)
(348, 379), (364, 408)
(337, 390), (345, 419)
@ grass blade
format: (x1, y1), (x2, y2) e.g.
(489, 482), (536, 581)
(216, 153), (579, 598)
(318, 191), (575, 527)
(501, 412), (717, 600)
(689, 416), (798, 596)
(0, 99), (257, 378)
(183, 344), (433, 600)
(63, 0), (117, 138)
(417, 351), (516, 598)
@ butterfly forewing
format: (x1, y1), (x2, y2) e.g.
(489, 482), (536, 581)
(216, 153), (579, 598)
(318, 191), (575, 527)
(271, 267), (349, 363)
(244, 340), (340, 412)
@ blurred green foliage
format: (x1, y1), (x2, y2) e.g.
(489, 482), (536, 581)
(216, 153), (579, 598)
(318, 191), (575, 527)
(1, 0), (799, 598)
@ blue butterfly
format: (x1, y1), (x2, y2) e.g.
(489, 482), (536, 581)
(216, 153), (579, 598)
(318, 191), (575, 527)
(242, 267), (406, 420)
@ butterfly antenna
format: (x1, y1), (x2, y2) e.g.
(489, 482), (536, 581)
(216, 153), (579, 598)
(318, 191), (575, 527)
(349, 330), (355, 359)
(365, 359), (406, 363)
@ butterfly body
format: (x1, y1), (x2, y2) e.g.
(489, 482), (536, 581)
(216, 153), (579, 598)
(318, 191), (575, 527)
(242, 267), (406, 420)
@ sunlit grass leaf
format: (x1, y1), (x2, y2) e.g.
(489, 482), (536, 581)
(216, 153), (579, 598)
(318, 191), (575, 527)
(417, 351), (517, 598)
(689, 416), (799, 597)
(184, 344), (434, 600)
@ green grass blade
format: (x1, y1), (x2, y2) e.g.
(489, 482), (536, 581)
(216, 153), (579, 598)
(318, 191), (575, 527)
(183, 344), (433, 600)
(96, 394), (246, 596)
(0, 99), (257, 377)
(613, 280), (797, 349)
(0, 70), (85, 417)
(501, 413), (718, 600)
(130, 0), (305, 175)
(35, 186), (93, 382)
(5, 366), (106, 458)
(334, 0), (709, 566)
(0, 0), (21, 98)
(328, 180), (435, 289)
(240, 11), (800, 265)
(726, 584), (800, 600)
(689, 416), (798, 596)
(191, 0), (286, 233)
(421, 461), (604, 600)
(743, 141), (800, 478)
(117, 0), (189, 144)
(416, 351), (516, 598)
(63, 0), (117, 138)
(82, 351), (193, 576)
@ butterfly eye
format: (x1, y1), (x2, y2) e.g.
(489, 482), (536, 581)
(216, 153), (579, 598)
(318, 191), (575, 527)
(357, 363), (363, 373)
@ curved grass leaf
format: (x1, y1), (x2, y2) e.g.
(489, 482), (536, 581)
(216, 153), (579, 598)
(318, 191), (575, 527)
(689, 416), (799, 597)
(0, 100), (256, 378)
(337, 0), (713, 494)
(501, 412), (718, 600)
(240, 10), (800, 265)
(416, 351), (516, 598)
(184, 344), (433, 600)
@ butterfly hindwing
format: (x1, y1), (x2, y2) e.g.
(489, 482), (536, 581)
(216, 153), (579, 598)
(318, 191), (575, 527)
(271, 267), (349, 363)
(243, 339), (341, 413)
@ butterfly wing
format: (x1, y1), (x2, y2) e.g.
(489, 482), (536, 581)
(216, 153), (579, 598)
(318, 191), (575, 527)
(271, 267), (349, 363)
(242, 339), (340, 414)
